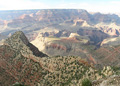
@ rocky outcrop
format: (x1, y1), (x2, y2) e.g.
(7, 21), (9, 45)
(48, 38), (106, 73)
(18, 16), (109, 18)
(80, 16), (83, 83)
(0, 31), (48, 86)
(4, 31), (48, 57)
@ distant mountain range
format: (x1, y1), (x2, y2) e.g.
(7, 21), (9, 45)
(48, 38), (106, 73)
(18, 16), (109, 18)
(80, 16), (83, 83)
(0, 9), (120, 23)
(0, 9), (120, 36)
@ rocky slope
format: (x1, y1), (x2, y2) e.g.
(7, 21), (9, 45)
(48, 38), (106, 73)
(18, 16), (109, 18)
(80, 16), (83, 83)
(0, 31), (48, 86)
(0, 45), (48, 86)
(4, 31), (47, 57)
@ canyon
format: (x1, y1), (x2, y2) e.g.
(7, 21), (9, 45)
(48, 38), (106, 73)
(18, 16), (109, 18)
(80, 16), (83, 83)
(0, 9), (120, 86)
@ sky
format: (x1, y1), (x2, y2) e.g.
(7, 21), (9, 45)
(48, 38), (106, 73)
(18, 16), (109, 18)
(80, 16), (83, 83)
(0, 0), (119, 13)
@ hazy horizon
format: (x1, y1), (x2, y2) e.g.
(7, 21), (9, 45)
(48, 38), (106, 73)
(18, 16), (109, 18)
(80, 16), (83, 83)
(0, 0), (120, 14)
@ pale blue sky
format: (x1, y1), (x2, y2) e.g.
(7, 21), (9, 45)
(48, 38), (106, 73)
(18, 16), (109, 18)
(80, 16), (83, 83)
(0, 0), (119, 13)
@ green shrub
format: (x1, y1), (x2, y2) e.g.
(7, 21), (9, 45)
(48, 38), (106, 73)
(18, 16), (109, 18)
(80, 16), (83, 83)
(82, 78), (92, 86)
(12, 82), (25, 86)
